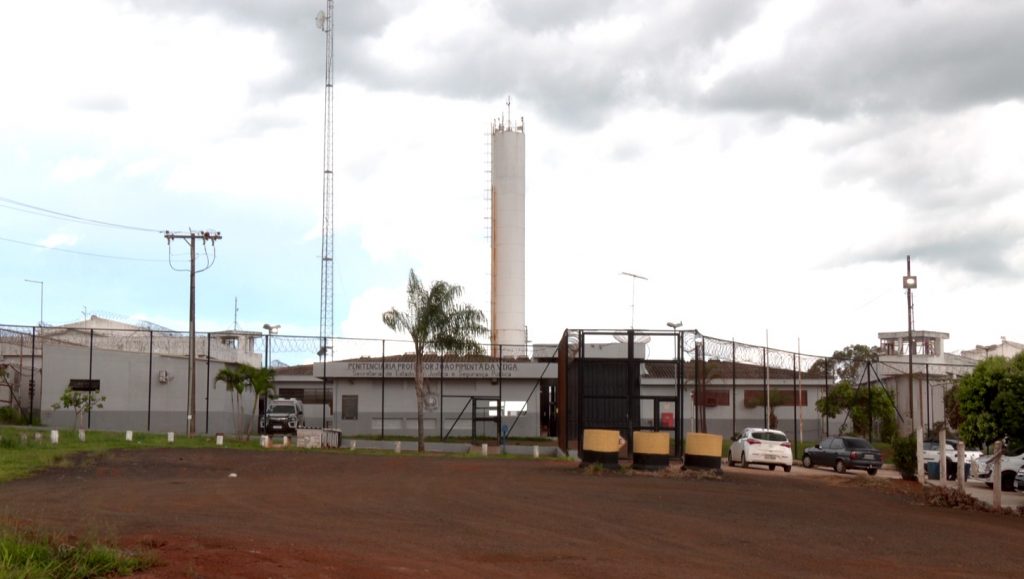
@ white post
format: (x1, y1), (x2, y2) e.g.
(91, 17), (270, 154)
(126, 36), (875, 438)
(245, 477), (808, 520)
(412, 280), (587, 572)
(78, 429), (86, 442)
(260, 435), (270, 448)
(482, 443), (489, 457)
(916, 427), (925, 484)
(50, 430), (59, 444)
(126, 430), (133, 442)
(993, 440), (1003, 510)
(395, 441), (401, 454)
(216, 434), (224, 446)
(956, 441), (965, 491)
(283, 435), (290, 448)
(938, 430), (947, 482)
(167, 432), (175, 443)
(533, 445), (540, 459)
(349, 439), (357, 451)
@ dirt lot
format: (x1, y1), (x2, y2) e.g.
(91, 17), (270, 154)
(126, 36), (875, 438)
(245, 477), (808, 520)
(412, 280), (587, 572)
(1, 448), (1022, 578)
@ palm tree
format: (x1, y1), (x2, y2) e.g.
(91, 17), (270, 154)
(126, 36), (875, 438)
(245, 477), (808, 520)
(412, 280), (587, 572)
(383, 269), (488, 452)
(240, 365), (276, 438)
(216, 366), (246, 436)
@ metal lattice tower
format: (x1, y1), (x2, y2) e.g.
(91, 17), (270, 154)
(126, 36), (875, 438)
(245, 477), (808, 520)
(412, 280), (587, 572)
(317, 0), (335, 361)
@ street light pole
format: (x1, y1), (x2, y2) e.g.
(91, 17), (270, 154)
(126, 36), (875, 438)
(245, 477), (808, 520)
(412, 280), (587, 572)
(620, 272), (648, 328)
(24, 279), (43, 326)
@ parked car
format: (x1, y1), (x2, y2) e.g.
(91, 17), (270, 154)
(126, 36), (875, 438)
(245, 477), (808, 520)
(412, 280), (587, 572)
(727, 428), (793, 472)
(1016, 465), (1024, 492)
(973, 446), (1024, 492)
(260, 398), (305, 435)
(802, 436), (883, 475)
(921, 440), (982, 479)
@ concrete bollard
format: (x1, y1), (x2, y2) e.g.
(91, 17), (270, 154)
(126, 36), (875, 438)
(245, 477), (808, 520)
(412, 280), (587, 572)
(36, 432), (43, 442)
(78, 429), (86, 442)
(395, 441), (401, 454)
(126, 430), (133, 442)
(167, 432), (175, 443)
(533, 445), (540, 459)
(50, 430), (58, 444)
(683, 432), (723, 471)
(482, 443), (488, 457)
(349, 440), (357, 451)
(633, 431), (671, 471)
(581, 429), (623, 469)
(216, 433), (224, 446)
(260, 435), (270, 448)
(283, 436), (290, 448)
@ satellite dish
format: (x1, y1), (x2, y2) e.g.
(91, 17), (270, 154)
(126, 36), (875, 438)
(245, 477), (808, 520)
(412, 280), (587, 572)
(315, 11), (327, 31)
(424, 394), (438, 411)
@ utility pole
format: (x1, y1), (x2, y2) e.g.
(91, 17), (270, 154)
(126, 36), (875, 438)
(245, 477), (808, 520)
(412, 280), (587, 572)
(165, 230), (222, 437)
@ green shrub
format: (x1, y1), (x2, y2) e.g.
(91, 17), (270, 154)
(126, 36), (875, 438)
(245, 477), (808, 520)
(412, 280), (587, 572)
(0, 406), (27, 425)
(890, 432), (917, 479)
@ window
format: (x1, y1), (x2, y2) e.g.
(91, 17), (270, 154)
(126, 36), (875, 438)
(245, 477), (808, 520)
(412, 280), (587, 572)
(341, 395), (358, 420)
(830, 438), (846, 450)
(751, 431), (789, 442)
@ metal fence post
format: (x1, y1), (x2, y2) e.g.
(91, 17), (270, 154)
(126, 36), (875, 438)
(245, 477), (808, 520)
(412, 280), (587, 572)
(380, 339), (385, 440)
(28, 327), (36, 426)
(88, 328), (94, 429)
(147, 330), (153, 431)
(731, 339), (736, 438)
(205, 333), (211, 434)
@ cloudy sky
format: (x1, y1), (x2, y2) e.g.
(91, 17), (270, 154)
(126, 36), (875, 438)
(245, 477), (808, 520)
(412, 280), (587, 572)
(2, 0), (1023, 362)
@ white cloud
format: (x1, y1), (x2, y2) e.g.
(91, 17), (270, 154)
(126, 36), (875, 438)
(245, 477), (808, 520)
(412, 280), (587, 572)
(38, 233), (78, 249)
(50, 157), (106, 183)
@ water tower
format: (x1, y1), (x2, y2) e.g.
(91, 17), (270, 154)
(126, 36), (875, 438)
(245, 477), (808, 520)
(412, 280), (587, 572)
(490, 103), (526, 355)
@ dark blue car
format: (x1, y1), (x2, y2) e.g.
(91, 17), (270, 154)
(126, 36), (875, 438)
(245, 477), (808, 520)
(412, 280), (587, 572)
(802, 436), (883, 475)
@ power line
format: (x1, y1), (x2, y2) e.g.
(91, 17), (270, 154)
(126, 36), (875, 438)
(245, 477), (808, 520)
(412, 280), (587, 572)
(0, 234), (171, 262)
(0, 196), (163, 233)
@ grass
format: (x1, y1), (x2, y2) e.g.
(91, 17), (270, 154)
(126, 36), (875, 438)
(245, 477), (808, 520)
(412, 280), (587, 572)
(0, 527), (155, 579)
(0, 427), (262, 483)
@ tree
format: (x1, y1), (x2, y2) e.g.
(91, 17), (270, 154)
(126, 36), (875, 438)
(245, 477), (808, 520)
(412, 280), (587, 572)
(51, 387), (106, 430)
(814, 381), (897, 440)
(809, 344), (879, 383)
(216, 364), (276, 439)
(956, 352), (1024, 448)
(383, 269), (488, 452)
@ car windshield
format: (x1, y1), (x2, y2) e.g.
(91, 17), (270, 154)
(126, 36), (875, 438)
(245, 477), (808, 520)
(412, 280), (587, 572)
(751, 431), (788, 442)
(269, 404), (295, 414)
(844, 438), (873, 449)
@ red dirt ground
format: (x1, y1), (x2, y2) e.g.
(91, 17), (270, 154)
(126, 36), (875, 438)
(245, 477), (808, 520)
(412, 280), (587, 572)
(1, 448), (1022, 577)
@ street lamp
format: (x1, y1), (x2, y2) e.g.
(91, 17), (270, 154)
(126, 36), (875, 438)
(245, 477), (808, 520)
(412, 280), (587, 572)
(24, 279), (43, 327)
(262, 323), (280, 369)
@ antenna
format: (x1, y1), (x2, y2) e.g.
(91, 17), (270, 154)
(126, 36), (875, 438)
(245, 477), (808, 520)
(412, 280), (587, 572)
(506, 95), (511, 126)
(317, 0), (335, 367)
(233, 297), (239, 331)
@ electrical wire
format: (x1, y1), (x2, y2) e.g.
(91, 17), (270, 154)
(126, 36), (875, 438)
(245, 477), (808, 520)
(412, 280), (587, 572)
(0, 234), (175, 263)
(0, 196), (163, 233)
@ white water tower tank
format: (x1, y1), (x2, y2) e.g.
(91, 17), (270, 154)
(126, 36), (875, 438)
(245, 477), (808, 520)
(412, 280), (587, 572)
(490, 113), (526, 355)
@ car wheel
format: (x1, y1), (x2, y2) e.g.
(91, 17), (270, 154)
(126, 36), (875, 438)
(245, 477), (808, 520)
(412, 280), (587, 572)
(835, 460), (847, 474)
(802, 455), (812, 468)
(867, 468), (877, 476)
(741, 452), (749, 468)
(1001, 471), (1016, 492)
(769, 465), (776, 471)
(783, 465), (791, 473)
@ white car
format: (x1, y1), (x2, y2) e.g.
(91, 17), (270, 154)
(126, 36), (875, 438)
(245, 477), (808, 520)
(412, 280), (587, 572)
(974, 447), (1024, 492)
(727, 428), (793, 472)
(925, 440), (978, 475)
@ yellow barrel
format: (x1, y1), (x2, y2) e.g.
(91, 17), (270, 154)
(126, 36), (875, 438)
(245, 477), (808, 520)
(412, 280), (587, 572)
(684, 432), (723, 471)
(632, 431), (670, 470)
(581, 429), (623, 468)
